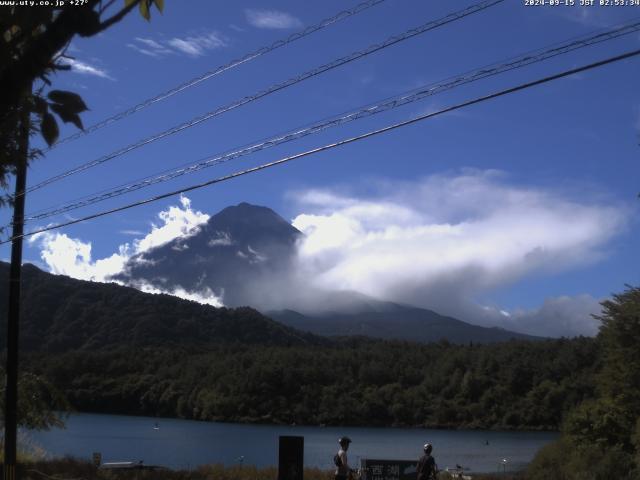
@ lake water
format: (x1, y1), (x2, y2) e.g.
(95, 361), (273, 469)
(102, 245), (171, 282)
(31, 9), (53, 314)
(25, 413), (558, 474)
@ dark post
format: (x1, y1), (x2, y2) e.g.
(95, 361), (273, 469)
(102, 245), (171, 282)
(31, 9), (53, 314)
(278, 436), (304, 480)
(4, 92), (30, 480)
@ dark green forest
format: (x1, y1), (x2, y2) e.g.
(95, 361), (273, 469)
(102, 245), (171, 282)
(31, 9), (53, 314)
(4, 263), (640, 479)
(0, 262), (601, 431)
(22, 336), (598, 431)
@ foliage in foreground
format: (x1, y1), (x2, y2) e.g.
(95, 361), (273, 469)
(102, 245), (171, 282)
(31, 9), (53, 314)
(526, 286), (640, 479)
(0, 1), (163, 206)
(0, 368), (68, 430)
(9, 457), (520, 480)
(12, 458), (330, 480)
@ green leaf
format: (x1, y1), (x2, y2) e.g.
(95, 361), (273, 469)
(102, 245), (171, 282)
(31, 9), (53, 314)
(49, 103), (84, 130)
(139, 0), (151, 21)
(124, 0), (137, 6)
(41, 113), (59, 146)
(153, 0), (164, 13)
(32, 95), (48, 115)
(3, 25), (21, 43)
(47, 90), (88, 114)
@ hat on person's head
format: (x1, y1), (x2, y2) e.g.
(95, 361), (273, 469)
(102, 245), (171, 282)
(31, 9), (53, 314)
(339, 436), (352, 445)
(423, 443), (432, 454)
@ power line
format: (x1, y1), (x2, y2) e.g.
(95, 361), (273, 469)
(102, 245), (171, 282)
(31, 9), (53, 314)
(18, 0), (505, 199)
(48, 0), (389, 149)
(5, 47), (639, 246)
(25, 0), (503, 195)
(20, 18), (640, 224)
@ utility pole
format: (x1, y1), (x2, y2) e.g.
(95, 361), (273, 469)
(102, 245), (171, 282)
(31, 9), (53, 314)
(4, 88), (31, 480)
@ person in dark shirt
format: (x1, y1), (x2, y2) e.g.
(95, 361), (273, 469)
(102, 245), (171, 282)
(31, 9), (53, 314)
(416, 443), (437, 480)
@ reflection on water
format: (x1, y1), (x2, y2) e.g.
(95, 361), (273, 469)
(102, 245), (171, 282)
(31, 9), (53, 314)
(27, 413), (558, 473)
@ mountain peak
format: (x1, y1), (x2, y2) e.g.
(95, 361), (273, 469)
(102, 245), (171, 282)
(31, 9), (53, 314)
(115, 202), (302, 306)
(203, 202), (301, 243)
(207, 202), (298, 233)
(237, 201), (259, 208)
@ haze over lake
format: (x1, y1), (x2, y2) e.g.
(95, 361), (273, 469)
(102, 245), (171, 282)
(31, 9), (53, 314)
(28, 413), (558, 473)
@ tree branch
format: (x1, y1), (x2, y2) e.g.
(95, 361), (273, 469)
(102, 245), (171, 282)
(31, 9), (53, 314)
(94, 0), (141, 34)
(0, 0), (140, 116)
(99, 0), (119, 15)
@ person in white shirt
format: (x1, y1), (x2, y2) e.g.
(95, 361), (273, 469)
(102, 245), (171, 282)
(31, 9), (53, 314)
(335, 436), (353, 480)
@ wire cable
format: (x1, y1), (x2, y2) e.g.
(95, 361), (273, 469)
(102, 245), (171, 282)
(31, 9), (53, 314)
(49, 0), (389, 149)
(20, 18), (640, 224)
(5, 47), (638, 245)
(18, 0), (505, 199)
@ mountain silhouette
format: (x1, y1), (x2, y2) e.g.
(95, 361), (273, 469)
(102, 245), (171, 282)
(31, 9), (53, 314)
(269, 303), (542, 344)
(113, 202), (302, 307)
(111, 202), (540, 344)
(0, 261), (321, 352)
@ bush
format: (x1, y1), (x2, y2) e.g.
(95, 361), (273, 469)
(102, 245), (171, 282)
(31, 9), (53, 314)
(526, 437), (638, 480)
(10, 458), (336, 480)
(526, 438), (574, 480)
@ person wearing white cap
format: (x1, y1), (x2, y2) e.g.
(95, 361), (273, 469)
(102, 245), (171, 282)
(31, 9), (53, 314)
(334, 436), (353, 480)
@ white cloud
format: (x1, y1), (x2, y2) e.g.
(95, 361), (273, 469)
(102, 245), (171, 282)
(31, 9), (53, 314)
(120, 229), (145, 236)
(130, 280), (223, 307)
(29, 231), (129, 282)
(135, 37), (167, 51)
(290, 170), (627, 336)
(134, 196), (209, 253)
(29, 196), (220, 306)
(128, 33), (227, 59)
(26, 173), (627, 337)
(167, 32), (227, 57)
(245, 9), (303, 29)
(127, 37), (173, 58)
(438, 293), (604, 338)
(208, 231), (233, 247)
(58, 57), (114, 80)
(508, 295), (603, 338)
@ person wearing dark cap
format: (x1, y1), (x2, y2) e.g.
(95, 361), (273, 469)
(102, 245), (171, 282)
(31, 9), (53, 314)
(416, 443), (437, 480)
(335, 436), (353, 480)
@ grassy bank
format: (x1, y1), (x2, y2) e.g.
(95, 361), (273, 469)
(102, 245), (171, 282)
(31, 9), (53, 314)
(5, 458), (524, 480)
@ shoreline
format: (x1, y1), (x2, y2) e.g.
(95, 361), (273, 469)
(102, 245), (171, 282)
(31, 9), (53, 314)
(13, 457), (526, 479)
(27, 411), (555, 473)
(55, 409), (561, 434)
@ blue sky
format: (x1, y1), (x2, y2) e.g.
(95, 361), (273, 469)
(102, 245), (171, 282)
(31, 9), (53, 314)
(2, 0), (639, 336)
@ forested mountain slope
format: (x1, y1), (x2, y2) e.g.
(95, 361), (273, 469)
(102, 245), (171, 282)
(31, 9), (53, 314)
(0, 262), (321, 351)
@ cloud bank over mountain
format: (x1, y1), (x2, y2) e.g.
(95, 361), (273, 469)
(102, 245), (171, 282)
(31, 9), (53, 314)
(289, 170), (625, 335)
(29, 170), (628, 337)
(29, 196), (221, 306)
